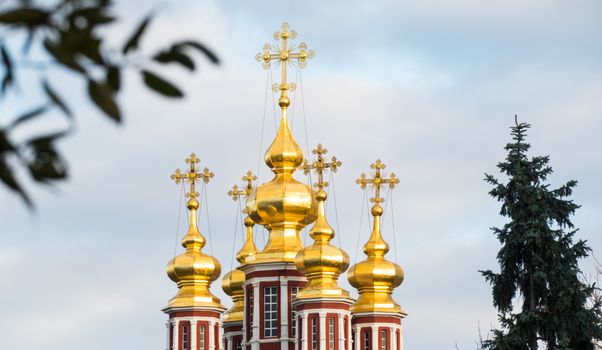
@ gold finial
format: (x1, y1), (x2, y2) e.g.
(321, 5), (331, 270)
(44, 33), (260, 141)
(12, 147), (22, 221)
(302, 143), (342, 190)
(228, 171), (257, 202)
(295, 144), (350, 300)
(256, 22), (315, 109)
(355, 159), (399, 204)
(227, 171), (259, 264)
(165, 153), (223, 310)
(170, 153), (213, 201)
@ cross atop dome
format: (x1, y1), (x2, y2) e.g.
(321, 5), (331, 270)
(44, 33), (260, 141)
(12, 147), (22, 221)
(256, 22), (315, 109)
(302, 144), (342, 190)
(227, 170), (257, 202)
(170, 153), (214, 200)
(356, 159), (400, 203)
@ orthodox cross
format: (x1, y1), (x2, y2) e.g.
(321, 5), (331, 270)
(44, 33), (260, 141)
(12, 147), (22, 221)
(256, 22), (315, 103)
(356, 159), (399, 204)
(170, 153), (214, 199)
(303, 144), (342, 190)
(228, 171), (257, 202)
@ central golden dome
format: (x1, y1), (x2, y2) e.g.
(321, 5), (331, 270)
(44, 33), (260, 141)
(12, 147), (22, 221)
(245, 22), (318, 263)
(246, 115), (317, 262)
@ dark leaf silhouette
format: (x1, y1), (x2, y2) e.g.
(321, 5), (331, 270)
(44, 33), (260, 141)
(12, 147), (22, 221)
(9, 105), (49, 129)
(43, 38), (85, 73)
(1, 45), (14, 93)
(88, 79), (121, 121)
(122, 15), (151, 54)
(174, 40), (219, 64)
(43, 80), (72, 118)
(107, 66), (120, 92)
(0, 8), (49, 27)
(154, 49), (195, 71)
(142, 70), (183, 98)
(26, 131), (69, 182)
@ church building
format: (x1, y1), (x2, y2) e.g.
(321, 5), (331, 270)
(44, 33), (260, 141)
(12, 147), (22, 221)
(163, 23), (406, 350)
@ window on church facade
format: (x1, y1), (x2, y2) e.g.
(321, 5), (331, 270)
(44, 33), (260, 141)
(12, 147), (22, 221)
(200, 325), (206, 350)
(380, 330), (387, 350)
(264, 286), (278, 337)
(329, 318), (335, 350)
(312, 318), (318, 350)
(182, 325), (189, 350)
(248, 290), (254, 329)
(363, 331), (370, 350)
(291, 286), (300, 338)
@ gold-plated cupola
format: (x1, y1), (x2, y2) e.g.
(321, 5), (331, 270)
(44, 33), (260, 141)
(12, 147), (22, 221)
(347, 160), (405, 315)
(222, 172), (259, 323)
(165, 154), (224, 310)
(246, 23), (318, 263)
(295, 145), (351, 300)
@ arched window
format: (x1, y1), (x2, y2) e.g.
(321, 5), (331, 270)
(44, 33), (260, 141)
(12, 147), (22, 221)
(363, 330), (370, 350)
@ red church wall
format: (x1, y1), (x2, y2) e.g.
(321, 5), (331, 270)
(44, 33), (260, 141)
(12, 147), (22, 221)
(351, 316), (401, 326)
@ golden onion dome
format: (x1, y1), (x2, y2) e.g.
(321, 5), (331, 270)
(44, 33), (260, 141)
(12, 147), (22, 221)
(246, 113), (317, 263)
(221, 269), (245, 322)
(222, 216), (258, 323)
(295, 189), (350, 300)
(166, 156), (224, 311)
(246, 22), (318, 263)
(166, 197), (223, 309)
(347, 204), (405, 314)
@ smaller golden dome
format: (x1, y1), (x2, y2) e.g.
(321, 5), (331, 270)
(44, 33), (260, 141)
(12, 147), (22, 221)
(222, 216), (258, 322)
(221, 269), (245, 323)
(347, 160), (405, 315)
(166, 156), (224, 311)
(347, 204), (404, 314)
(296, 189), (350, 300)
(236, 216), (259, 263)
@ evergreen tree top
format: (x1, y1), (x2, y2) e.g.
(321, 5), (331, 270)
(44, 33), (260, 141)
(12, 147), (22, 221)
(481, 116), (602, 350)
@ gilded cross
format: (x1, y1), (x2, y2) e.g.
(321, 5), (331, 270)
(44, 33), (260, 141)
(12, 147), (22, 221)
(302, 144), (342, 190)
(356, 159), (399, 203)
(228, 171), (257, 202)
(170, 153), (214, 199)
(256, 22), (315, 104)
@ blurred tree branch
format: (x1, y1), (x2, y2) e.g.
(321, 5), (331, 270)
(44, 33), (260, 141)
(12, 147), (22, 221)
(0, 0), (219, 208)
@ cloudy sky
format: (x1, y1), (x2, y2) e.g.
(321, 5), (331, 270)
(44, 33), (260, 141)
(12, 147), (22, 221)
(1, 0), (601, 349)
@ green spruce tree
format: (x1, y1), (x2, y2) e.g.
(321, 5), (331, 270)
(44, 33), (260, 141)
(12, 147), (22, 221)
(481, 116), (602, 350)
